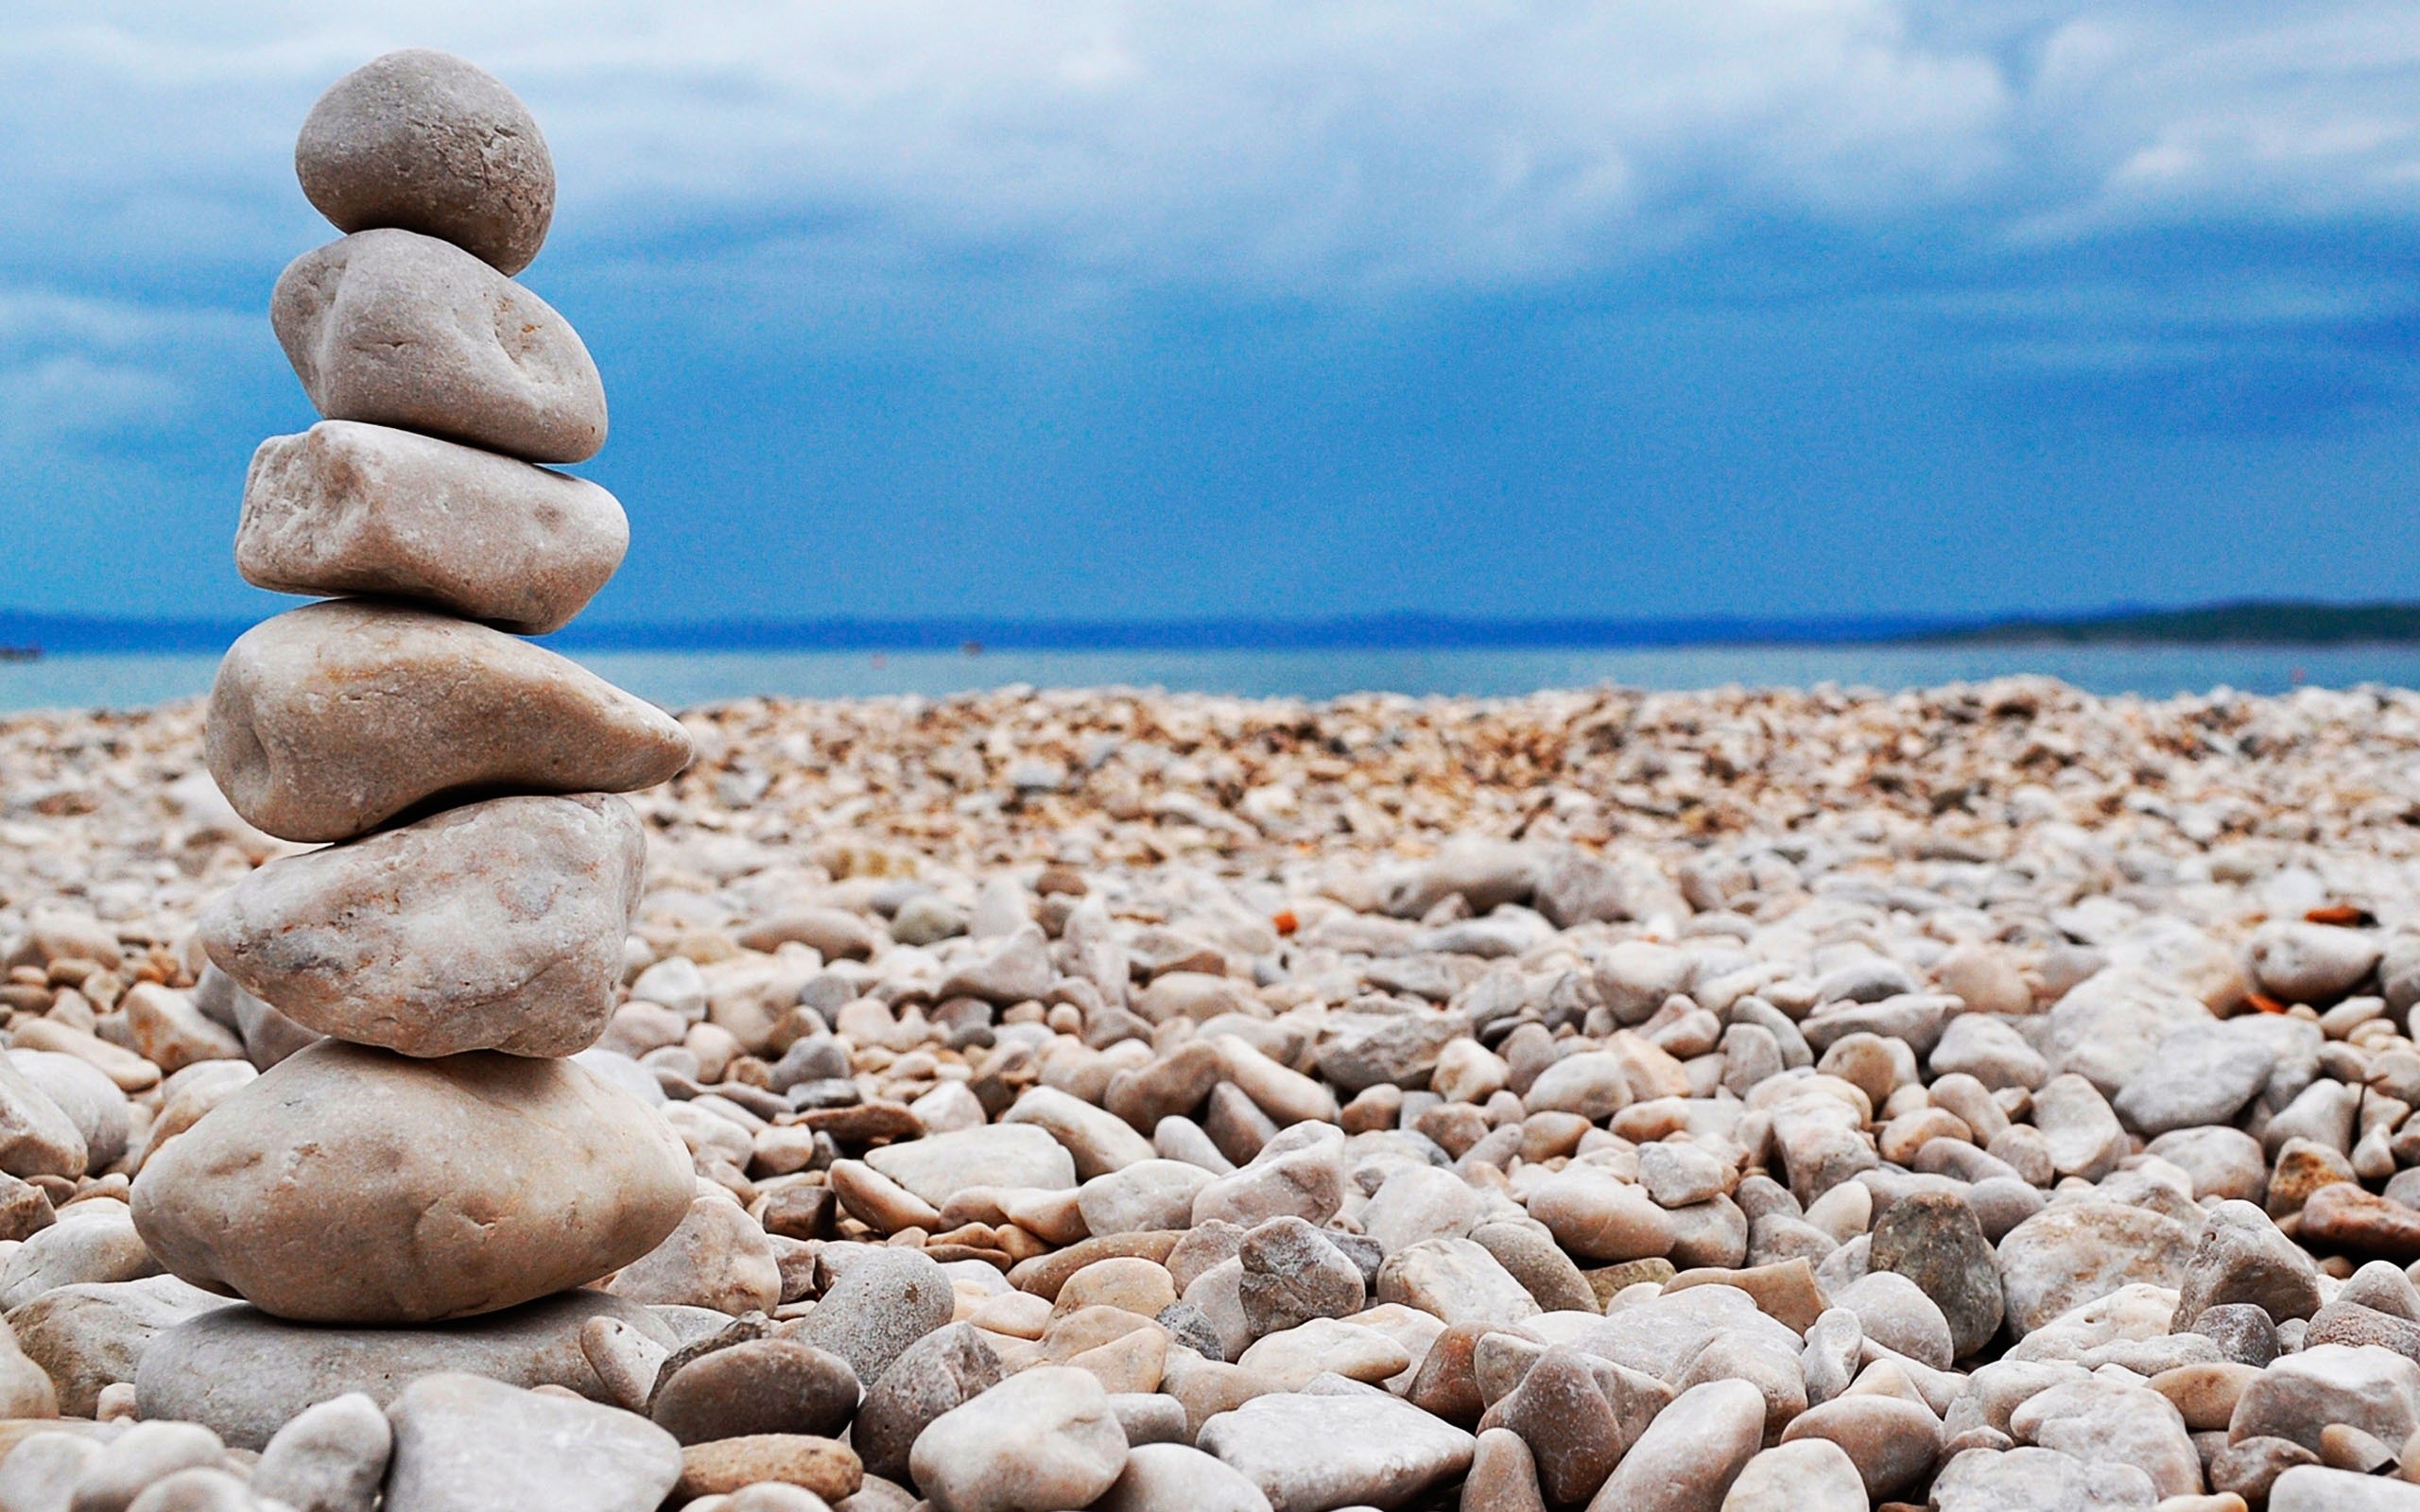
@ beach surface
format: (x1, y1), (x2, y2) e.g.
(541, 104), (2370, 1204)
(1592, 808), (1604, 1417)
(10, 675), (2420, 1510)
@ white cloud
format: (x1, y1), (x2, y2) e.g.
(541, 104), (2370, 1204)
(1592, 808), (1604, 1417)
(0, 0), (2410, 324)
(0, 1), (2411, 303)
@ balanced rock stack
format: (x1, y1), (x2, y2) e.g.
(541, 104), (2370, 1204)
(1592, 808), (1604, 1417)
(128, 54), (697, 1330)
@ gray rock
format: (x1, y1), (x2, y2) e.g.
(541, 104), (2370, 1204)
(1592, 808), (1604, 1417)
(1374, 1238), (1541, 1328)
(1870, 1190), (2003, 1360)
(1586, 1377), (1764, 1512)
(2172, 1199), (2321, 1332)
(2249, 922), (2380, 1004)
(1835, 1270), (1956, 1371)
(2031, 1074), (2128, 1181)
(649, 1337), (859, 1445)
(1718, 1439), (1868, 1512)
(786, 1247), (954, 1386)
(852, 1322), (1003, 1484)
(200, 794), (643, 1058)
(2112, 1025), (2274, 1135)
(133, 1290), (676, 1450)
(0, 1201), (159, 1310)
(272, 229), (604, 463)
(2189, 1302), (2279, 1367)
(2271, 1465), (2420, 1510)
(1238, 1216), (1365, 1335)
(1927, 1015), (2049, 1091)
(9, 1050), (125, 1172)
(251, 1392), (391, 1512)
(1078, 1160), (1213, 1237)
(2228, 1343), (2420, 1453)
(383, 1372), (680, 1512)
(0, 1053), (86, 1180)
(1996, 1205), (2195, 1338)
(1928, 1445), (2155, 1511)
(9, 1273), (231, 1418)
(238, 421), (624, 634)
(608, 1191), (781, 1314)
(295, 49), (554, 274)
(0, 1432), (105, 1512)
(909, 1366), (1129, 1512)
(1198, 1390), (1475, 1512)
(60, 1419), (224, 1512)
(1095, 1442), (1273, 1512)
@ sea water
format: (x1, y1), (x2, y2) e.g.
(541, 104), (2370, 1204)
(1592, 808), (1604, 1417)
(6, 644), (2420, 714)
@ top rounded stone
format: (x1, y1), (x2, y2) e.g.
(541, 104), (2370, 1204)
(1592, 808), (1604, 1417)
(297, 49), (555, 276)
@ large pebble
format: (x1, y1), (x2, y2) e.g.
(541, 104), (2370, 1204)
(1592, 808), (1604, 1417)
(295, 49), (554, 274)
(238, 421), (624, 633)
(1198, 1390), (1475, 1512)
(1717, 1439), (1867, 1512)
(1996, 1204), (2195, 1338)
(205, 599), (691, 843)
(851, 1321), (1001, 1483)
(272, 229), (603, 462)
(251, 1392), (391, 1512)
(864, 1125), (1076, 1208)
(130, 1040), (693, 1322)
(384, 1372), (681, 1512)
(650, 1337), (859, 1444)
(786, 1247), (955, 1385)
(200, 794), (643, 1058)
(1094, 1442), (1272, 1512)
(134, 1288), (674, 1449)
(1586, 1377), (1765, 1512)
(908, 1366), (1129, 1512)
(8, 1274), (230, 1418)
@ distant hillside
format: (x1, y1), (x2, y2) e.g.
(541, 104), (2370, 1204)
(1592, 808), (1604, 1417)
(1909, 601), (2420, 647)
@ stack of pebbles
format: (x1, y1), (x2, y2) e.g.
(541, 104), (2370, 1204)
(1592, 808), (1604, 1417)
(127, 49), (697, 1398)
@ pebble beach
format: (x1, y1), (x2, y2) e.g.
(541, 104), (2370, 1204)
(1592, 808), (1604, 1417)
(9, 677), (2420, 1509)
(13, 37), (2420, 1512)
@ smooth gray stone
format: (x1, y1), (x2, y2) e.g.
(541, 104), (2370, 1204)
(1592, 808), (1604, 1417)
(384, 1371), (680, 1512)
(272, 229), (605, 463)
(238, 421), (625, 634)
(297, 49), (554, 274)
(134, 1290), (678, 1451)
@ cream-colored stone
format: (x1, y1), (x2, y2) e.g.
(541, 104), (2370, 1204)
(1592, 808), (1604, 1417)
(205, 599), (691, 843)
(200, 794), (644, 1057)
(238, 421), (625, 633)
(130, 1040), (693, 1323)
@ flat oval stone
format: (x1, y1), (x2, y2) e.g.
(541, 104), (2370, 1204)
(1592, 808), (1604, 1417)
(296, 49), (554, 274)
(130, 1040), (693, 1323)
(271, 229), (604, 463)
(386, 1371), (680, 1512)
(133, 1290), (675, 1450)
(206, 600), (692, 843)
(199, 794), (644, 1058)
(238, 421), (626, 633)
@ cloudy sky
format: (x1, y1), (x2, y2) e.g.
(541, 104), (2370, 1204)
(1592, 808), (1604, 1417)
(5, 1), (2418, 627)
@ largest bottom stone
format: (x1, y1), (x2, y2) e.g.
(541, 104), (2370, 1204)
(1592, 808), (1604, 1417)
(135, 1289), (677, 1450)
(130, 1040), (693, 1323)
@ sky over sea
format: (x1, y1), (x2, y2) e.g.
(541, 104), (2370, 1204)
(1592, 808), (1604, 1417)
(4, 2), (2419, 627)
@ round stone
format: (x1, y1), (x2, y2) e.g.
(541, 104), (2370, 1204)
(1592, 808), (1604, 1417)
(130, 1040), (693, 1323)
(296, 49), (554, 274)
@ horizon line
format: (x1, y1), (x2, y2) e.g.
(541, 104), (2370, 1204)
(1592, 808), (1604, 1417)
(0, 598), (2407, 654)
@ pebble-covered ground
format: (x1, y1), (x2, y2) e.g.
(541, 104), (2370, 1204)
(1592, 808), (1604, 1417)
(9, 678), (2420, 1509)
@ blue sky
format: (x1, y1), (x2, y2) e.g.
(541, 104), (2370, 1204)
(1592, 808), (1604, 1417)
(4, 2), (2419, 627)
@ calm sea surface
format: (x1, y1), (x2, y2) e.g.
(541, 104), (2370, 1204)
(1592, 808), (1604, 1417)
(7, 644), (2420, 714)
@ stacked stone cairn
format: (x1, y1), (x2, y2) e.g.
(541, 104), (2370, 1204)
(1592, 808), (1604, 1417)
(128, 50), (699, 1365)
